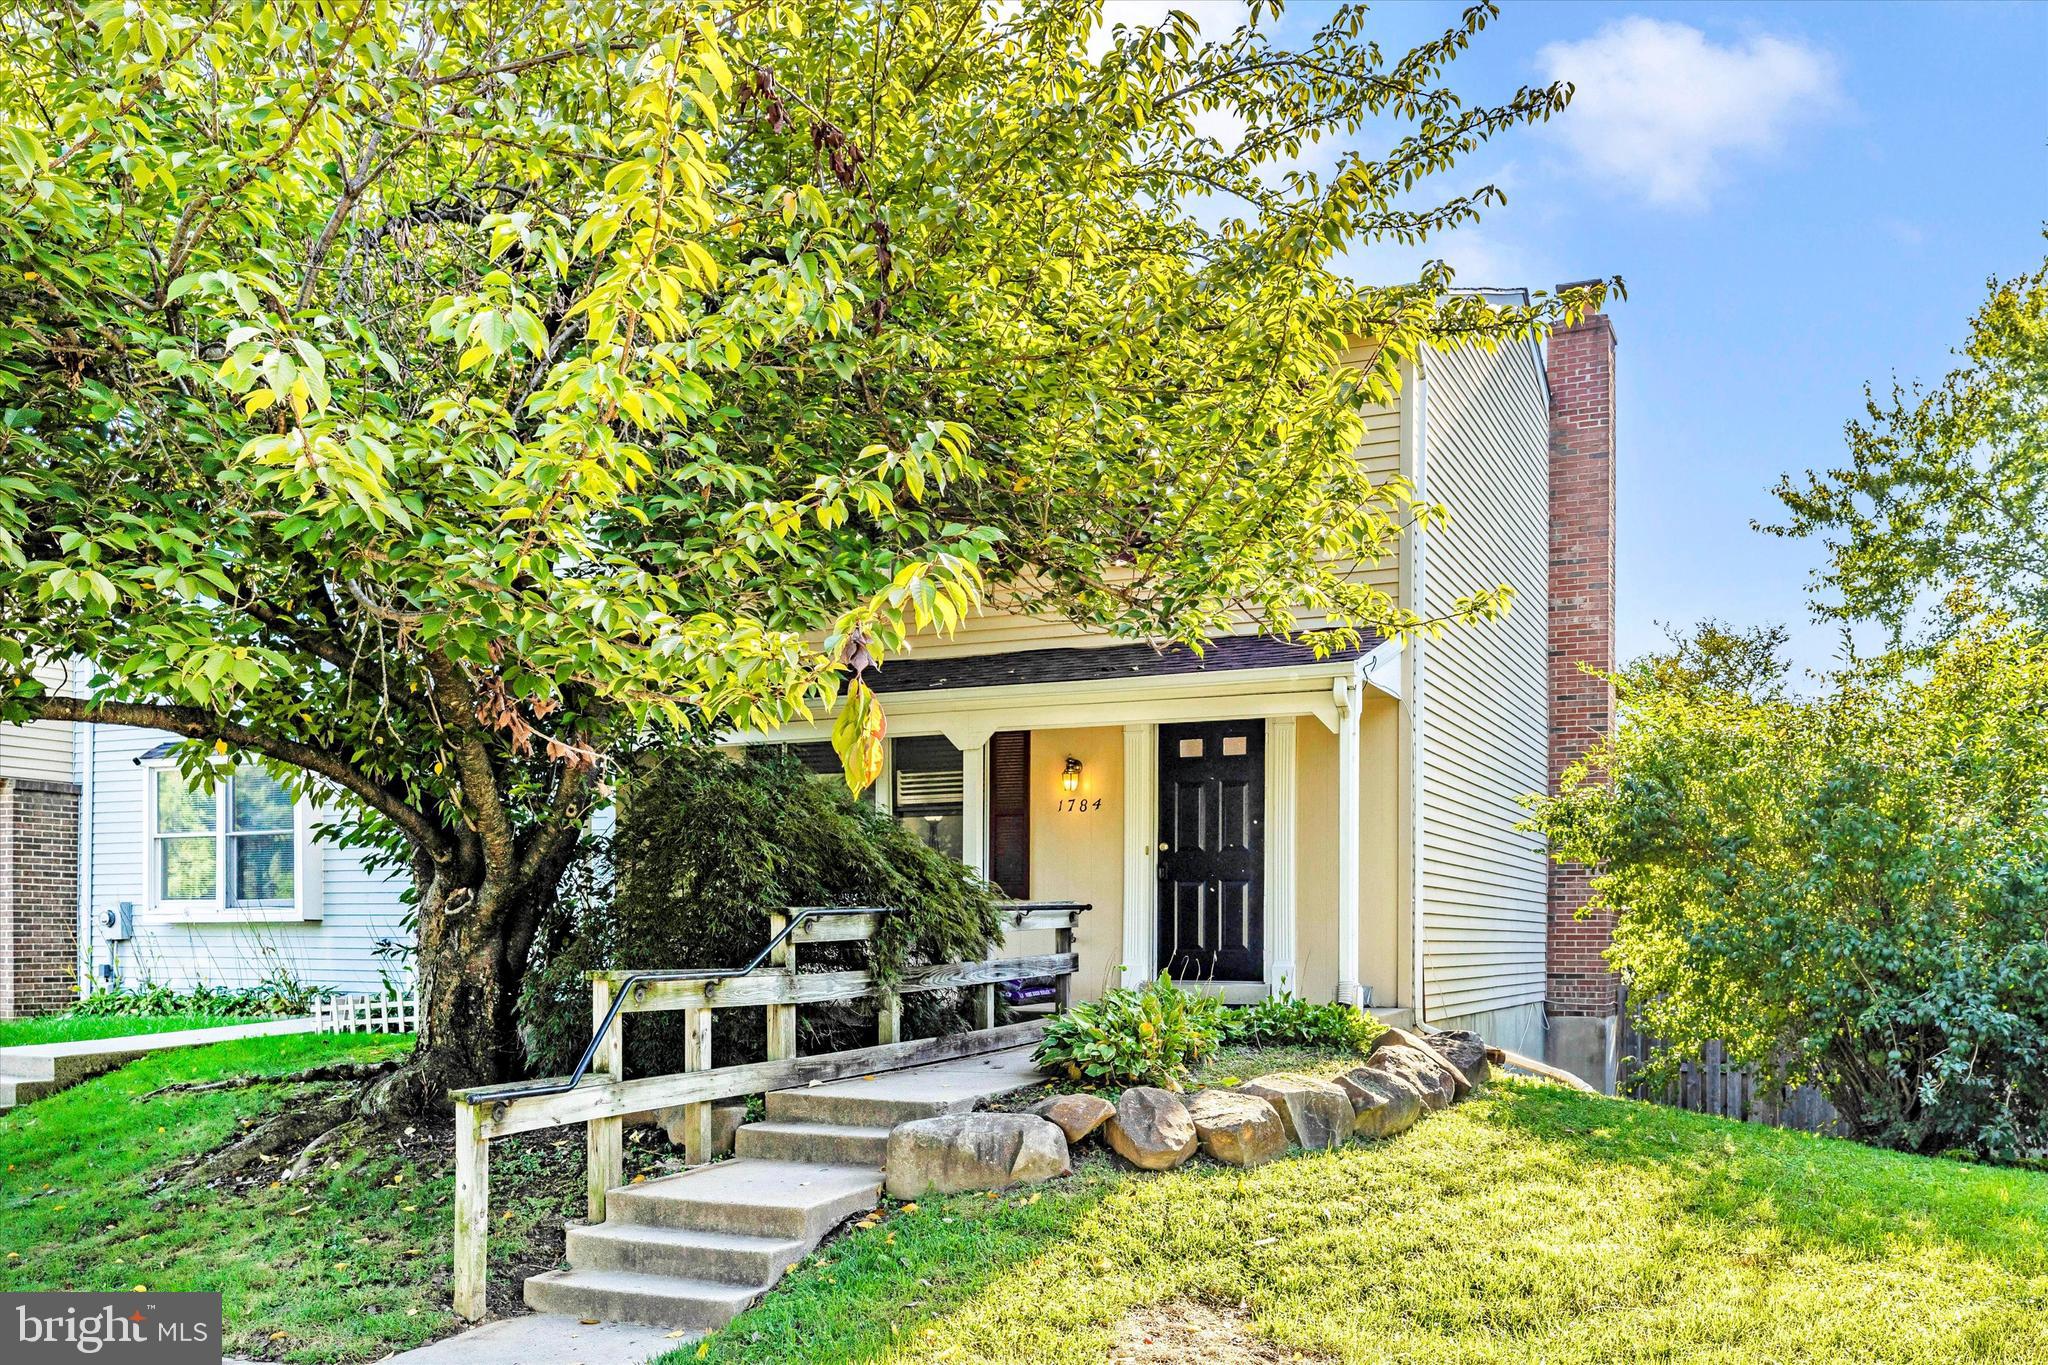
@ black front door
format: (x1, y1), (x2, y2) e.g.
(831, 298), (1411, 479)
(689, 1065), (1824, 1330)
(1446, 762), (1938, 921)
(1156, 720), (1265, 983)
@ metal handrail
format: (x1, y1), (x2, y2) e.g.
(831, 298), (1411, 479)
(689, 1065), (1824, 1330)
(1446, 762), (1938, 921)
(461, 905), (892, 1107)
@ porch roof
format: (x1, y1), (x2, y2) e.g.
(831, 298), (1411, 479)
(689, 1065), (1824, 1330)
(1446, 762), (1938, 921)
(864, 630), (1385, 695)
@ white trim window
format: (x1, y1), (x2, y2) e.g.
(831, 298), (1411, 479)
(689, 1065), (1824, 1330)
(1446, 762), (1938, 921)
(145, 761), (322, 922)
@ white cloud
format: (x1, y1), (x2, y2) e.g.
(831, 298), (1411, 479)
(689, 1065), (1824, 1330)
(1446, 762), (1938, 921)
(1537, 17), (1841, 210)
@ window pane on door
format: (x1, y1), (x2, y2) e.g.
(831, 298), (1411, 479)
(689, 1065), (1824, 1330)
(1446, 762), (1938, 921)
(232, 766), (294, 832)
(159, 836), (217, 900)
(155, 769), (215, 833)
(231, 832), (295, 904)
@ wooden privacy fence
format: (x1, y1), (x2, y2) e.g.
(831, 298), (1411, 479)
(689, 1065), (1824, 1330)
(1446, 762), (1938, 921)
(1616, 993), (1841, 1134)
(446, 900), (1086, 1321)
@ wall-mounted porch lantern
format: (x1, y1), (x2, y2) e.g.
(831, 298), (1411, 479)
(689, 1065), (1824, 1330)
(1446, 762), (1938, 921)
(1061, 756), (1083, 793)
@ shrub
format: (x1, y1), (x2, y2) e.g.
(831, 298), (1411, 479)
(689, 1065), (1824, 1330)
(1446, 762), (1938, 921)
(71, 970), (327, 1018)
(1218, 993), (1381, 1053)
(1032, 974), (1227, 1090)
(1527, 620), (2048, 1161)
(521, 743), (1002, 1077)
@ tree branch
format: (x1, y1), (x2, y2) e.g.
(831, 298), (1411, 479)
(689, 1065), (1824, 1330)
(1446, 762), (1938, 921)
(34, 696), (451, 860)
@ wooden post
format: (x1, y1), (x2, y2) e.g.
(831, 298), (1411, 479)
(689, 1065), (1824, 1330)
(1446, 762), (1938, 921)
(877, 989), (902, 1045)
(1053, 919), (1075, 1012)
(976, 982), (998, 1031)
(586, 978), (625, 1221)
(680, 1005), (714, 1164)
(765, 913), (797, 1062)
(453, 1103), (489, 1322)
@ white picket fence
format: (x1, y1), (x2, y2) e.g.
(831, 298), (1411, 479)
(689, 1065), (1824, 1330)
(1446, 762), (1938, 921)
(311, 992), (421, 1035)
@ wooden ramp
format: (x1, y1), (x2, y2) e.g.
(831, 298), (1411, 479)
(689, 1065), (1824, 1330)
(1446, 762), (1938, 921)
(523, 1047), (1048, 1331)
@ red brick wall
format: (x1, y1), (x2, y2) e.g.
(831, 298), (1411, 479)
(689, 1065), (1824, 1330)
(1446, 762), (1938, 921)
(0, 778), (81, 1019)
(1546, 310), (1619, 1019)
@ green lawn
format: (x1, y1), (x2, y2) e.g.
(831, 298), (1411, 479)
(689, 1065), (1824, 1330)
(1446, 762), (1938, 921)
(6, 1037), (2044, 1365)
(0, 1012), (286, 1047)
(0, 1031), (609, 1364)
(673, 1054), (2048, 1365)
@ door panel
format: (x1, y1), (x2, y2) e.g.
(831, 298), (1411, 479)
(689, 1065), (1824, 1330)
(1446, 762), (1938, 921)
(1156, 720), (1266, 982)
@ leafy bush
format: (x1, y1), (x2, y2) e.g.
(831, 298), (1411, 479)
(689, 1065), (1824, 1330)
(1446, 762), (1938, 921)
(1033, 975), (1227, 1089)
(1528, 620), (2048, 1161)
(72, 971), (327, 1018)
(1218, 993), (1381, 1053)
(522, 744), (1002, 1077)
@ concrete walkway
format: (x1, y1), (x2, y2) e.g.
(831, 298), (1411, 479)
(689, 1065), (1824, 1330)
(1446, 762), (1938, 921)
(224, 1314), (691, 1365)
(0, 1018), (317, 1111)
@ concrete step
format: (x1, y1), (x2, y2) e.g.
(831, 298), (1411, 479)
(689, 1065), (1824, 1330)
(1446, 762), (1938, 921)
(523, 1267), (761, 1331)
(0, 1055), (56, 1082)
(0, 1079), (14, 1113)
(764, 1048), (1049, 1127)
(564, 1223), (807, 1286)
(733, 1119), (892, 1167)
(603, 1160), (882, 1242)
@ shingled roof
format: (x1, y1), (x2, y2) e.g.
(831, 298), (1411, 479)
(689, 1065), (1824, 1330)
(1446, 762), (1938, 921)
(862, 630), (1383, 694)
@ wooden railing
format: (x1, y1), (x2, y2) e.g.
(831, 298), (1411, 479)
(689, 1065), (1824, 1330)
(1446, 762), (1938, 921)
(446, 900), (1086, 1320)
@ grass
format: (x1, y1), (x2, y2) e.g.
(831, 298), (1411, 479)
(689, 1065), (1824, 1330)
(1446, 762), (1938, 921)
(0, 1031), (643, 1364)
(670, 1048), (2048, 1365)
(8, 1037), (2045, 1364)
(0, 1012), (286, 1047)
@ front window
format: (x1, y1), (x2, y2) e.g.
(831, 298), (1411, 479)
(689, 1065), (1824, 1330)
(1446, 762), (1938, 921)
(892, 736), (964, 860)
(151, 764), (298, 913)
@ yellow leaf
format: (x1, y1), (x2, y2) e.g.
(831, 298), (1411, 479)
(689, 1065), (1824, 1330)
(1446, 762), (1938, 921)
(696, 1343), (710, 1359)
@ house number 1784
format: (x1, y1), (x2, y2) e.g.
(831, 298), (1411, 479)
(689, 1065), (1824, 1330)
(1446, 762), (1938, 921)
(1053, 798), (1103, 813)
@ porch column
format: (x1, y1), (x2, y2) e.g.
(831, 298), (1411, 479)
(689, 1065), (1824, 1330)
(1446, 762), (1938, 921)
(1264, 716), (1297, 996)
(1334, 678), (1362, 1006)
(1119, 722), (1156, 987)
(960, 737), (989, 875)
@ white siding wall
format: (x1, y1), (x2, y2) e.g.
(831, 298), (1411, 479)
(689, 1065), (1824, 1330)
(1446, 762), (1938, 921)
(901, 399), (1406, 659)
(1415, 341), (1551, 1022)
(0, 662), (81, 784)
(85, 725), (411, 995)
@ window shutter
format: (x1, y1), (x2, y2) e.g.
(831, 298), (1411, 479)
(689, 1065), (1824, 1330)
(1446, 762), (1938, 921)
(988, 731), (1031, 899)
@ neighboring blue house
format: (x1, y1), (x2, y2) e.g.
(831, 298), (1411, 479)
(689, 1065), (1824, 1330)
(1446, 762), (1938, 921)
(0, 684), (412, 1002)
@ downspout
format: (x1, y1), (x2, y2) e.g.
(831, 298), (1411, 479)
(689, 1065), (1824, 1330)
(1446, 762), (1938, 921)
(76, 717), (93, 998)
(1406, 354), (1431, 1026)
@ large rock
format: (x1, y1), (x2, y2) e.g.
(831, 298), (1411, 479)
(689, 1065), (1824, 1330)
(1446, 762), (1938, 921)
(1359, 1046), (1457, 1111)
(1421, 1029), (1493, 1089)
(1335, 1066), (1426, 1139)
(1104, 1086), (1199, 1170)
(884, 1113), (1071, 1199)
(1237, 1073), (1355, 1150)
(1184, 1089), (1286, 1167)
(1369, 1027), (1472, 1100)
(1030, 1093), (1116, 1144)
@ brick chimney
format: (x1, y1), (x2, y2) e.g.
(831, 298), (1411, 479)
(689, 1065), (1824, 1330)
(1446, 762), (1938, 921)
(1543, 297), (1619, 1089)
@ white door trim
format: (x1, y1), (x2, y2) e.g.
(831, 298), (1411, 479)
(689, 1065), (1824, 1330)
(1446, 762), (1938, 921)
(1264, 716), (1297, 996)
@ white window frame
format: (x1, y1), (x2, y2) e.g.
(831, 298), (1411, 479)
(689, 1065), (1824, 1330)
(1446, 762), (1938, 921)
(142, 759), (323, 924)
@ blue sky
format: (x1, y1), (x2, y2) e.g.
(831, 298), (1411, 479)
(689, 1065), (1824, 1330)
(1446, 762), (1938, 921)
(1129, 0), (2048, 677)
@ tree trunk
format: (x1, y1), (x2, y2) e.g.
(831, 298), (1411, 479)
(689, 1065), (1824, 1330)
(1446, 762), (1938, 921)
(361, 841), (580, 1120)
